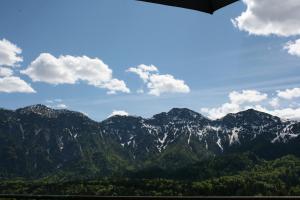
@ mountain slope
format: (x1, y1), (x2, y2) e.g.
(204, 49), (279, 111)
(0, 105), (299, 178)
(0, 105), (131, 178)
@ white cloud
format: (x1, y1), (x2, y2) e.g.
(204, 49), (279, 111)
(232, 0), (300, 36)
(0, 76), (36, 93)
(0, 39), (35, 93)
(269, 98), (280, 108)
(246, 105), (300, 121)
(21, 53), (130, 94)
(271, 108), (300, 120)
(103, 78), (130, 94)
(47, 103), (67, 109)
(54, 104), (68, 109)
(277, 88), (300, 100)
(46, 99), (68, 109)
(108, 110), (129, 118)
(201, 103), (240, 120)
(127, 64), (190, 96)
(201, 90), (267, 120)
(0, 39), (23, 67)
(284, 39), (300, 57)
(147, 74), (190, 96)
(0, 67), (13, 77)
(127, 64), (158, 82)
(201, 89), (300, 121)
(229, 90), (267, 104)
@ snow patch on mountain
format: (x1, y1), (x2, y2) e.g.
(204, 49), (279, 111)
(229, 127), (241, 145)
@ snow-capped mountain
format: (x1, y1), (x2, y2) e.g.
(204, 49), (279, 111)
(0, 105), (299, 178)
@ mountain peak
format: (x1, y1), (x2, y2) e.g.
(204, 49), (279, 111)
(18, 104), (51, 111)
(152, 108), (207, 122)
(237, 109), (275, 118)
(168, 108), (199, 116)
(16, 104), (59, 117)
(103, 114), (142, 124)
(221, 108), (281, 125)
(16, 104), (92, 121)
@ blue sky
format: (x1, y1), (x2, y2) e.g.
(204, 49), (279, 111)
(1, 0), (300, 121)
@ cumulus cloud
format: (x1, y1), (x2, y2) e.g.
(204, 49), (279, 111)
(127, 64), (158, 82)
(108, 110), (129, 118)
(245, 105), (300, 121)
(277, 88), (300, 100)
(21, 53), (130, 94)
(201, 89), (300, 121)
(0, 39), (36, 93)
(0, 76), (36, 93)
(0, 67), (13, 77)
(229, 90), (267, 104)
(0, 39), (23, 67)
(232, 0), (300, 37)
(269, 98), (280, 108)
(127, 64), (190, 96)
(284, 39), (300, 57)
(201, 102), (240, 120)
(271, 108), (300, 120)
(147, 74), (190, 96)
(103, 79), (130, 94)
(233, 1), (300, 58)
(201, 90), (267, 120)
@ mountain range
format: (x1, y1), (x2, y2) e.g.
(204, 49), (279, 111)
(0, 104), (299, 179)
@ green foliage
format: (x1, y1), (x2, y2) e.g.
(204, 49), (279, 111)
(129, 152), (261, 180)
(1, 155), (300, 196)
(190, 155), (300, 196)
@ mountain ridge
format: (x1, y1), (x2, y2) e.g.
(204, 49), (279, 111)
(3, 104), (294, 123)
(0, 104), (299, 179)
